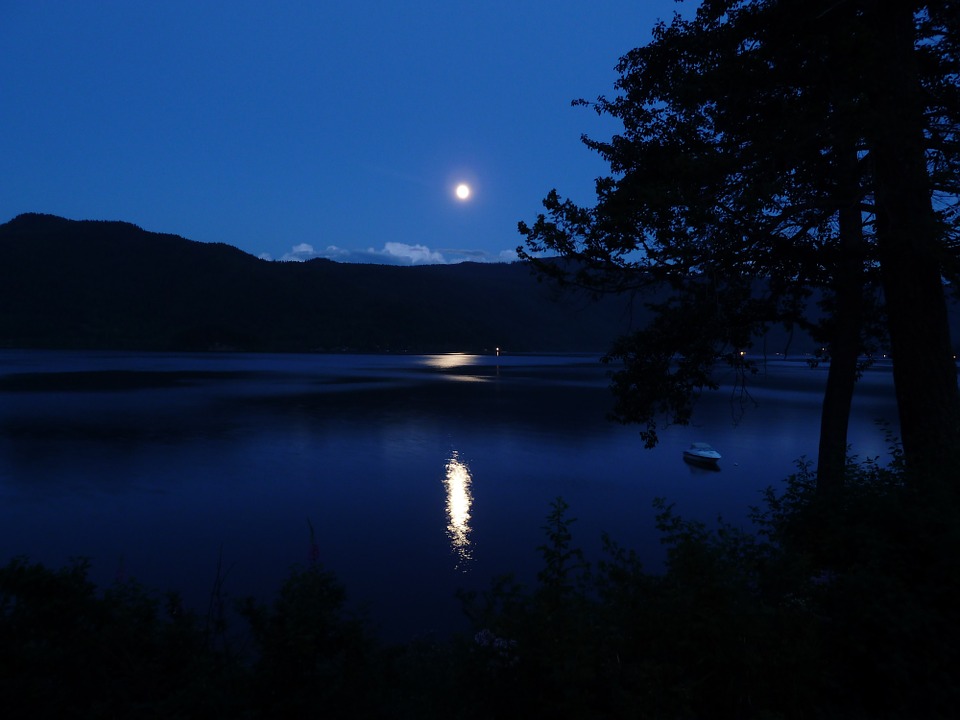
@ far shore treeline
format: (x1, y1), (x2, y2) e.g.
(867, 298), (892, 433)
(5, 212), (958, 356)
(0, 213), (644, 354)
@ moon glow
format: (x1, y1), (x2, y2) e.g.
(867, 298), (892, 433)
(455, 183), (471, 200)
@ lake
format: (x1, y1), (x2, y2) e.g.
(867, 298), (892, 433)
(0, 350), (899, 642)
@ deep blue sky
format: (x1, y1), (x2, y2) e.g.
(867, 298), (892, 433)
(1, 1), (686, 264)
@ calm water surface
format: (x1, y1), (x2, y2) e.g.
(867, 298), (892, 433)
(0, 350), (899, 641)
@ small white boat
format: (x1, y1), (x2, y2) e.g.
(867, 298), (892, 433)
(683, 442), (722, 466)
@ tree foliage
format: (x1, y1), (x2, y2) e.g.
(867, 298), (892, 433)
(518, 0), (960, 483)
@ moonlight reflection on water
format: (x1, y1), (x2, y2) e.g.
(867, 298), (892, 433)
(444, 451), (474, 571)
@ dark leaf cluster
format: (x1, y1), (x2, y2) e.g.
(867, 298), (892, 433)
(518, 0), (960, 481)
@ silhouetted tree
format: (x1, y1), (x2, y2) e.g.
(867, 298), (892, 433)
(519, 0), (960, 487)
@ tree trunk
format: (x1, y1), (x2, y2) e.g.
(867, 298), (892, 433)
(866, 1), (960, 479)
(817, 150), (865, 494)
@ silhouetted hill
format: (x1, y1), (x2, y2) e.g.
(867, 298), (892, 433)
(6, 214), (955, 355)
(0, 214), (645, 353)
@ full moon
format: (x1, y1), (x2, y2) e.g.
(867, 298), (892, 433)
(455, 183), (471, 200)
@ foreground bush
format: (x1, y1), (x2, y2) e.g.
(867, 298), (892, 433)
(1, 454), (956, 718)
(0, 557), (246, 718)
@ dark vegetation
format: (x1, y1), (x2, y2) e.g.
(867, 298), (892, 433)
(518, 0), (960, 487)
(507, 0), (960, 715)
(2, 452), (957, 718)
(0, 213), (647, 354)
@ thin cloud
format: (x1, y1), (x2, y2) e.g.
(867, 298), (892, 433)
(269, 241), (517, 265)
(277, 242), (319, 262)
(380, 242), (445, 264)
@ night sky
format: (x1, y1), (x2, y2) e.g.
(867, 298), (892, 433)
(1, 1), (687, 265)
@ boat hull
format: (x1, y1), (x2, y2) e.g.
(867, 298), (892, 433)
(683, 443), (721, 466)
(683, 451), (720, 466)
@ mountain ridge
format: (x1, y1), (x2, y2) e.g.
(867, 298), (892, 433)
(8, 213), (952, 356)
(0, 213), (644, 353)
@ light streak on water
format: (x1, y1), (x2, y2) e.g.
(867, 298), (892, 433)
(444, 451), (474, 570)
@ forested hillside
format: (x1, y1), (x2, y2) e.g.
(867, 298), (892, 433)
(7, 214), (955, 356)
(0, 214), (644, 353)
